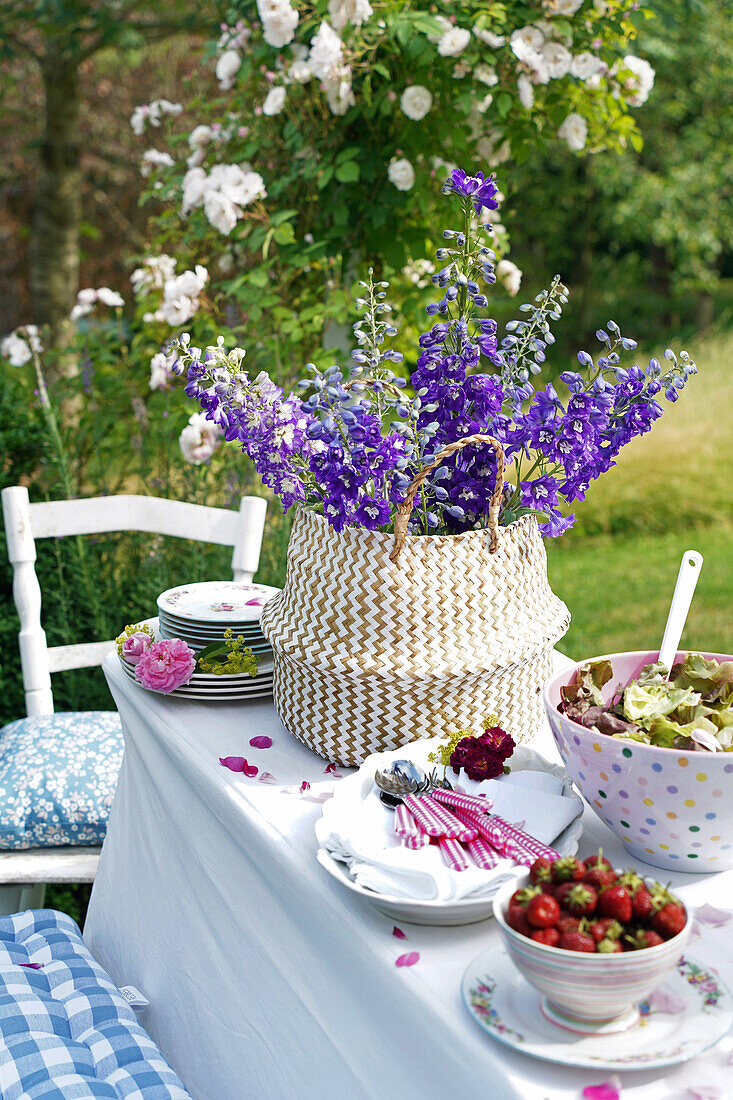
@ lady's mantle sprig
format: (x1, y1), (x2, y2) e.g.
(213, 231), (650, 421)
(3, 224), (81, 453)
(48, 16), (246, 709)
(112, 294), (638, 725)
(173, 166), (697, 540)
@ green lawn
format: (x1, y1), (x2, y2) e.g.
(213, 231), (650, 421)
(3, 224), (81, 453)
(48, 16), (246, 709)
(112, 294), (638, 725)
(546, 326), (733, 659)
(548, 524), (733, 660)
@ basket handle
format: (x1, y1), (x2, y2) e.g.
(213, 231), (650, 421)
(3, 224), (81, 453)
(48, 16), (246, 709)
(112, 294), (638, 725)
(389, 434), (505, 563)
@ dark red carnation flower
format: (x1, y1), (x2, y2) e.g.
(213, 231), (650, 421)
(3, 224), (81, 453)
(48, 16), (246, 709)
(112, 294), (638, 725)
(481, 726), (516, 761)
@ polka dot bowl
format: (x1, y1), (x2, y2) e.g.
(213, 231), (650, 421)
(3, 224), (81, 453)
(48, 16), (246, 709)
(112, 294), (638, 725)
(544, 650), (733, 873)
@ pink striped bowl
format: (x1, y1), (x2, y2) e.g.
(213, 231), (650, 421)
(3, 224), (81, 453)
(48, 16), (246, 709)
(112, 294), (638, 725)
(493, 873), (690, 1034)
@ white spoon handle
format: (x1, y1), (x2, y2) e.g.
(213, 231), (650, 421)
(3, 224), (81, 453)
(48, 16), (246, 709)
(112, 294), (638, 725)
(659, 550), (704, 673)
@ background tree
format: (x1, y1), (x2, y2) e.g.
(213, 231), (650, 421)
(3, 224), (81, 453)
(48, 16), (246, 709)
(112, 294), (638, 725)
(0, 0), (223, 345)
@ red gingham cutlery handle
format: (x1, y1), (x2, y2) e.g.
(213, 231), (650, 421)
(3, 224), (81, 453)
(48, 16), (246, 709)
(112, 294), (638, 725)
(394, 803), (421, 841)
(430, 788), (494, 816)
(437, 836), (470, 872)
(466, 835), (501, 870)
(404, 821), (430, 849)
(488, 813), (560, 863)
(451, 807), (532, 865)
(425, 797), (478, 842)
(403, 794), (455, 838)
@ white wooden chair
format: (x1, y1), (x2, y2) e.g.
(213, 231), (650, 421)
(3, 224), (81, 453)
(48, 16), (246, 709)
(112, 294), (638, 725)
(0, 487), (267, 912)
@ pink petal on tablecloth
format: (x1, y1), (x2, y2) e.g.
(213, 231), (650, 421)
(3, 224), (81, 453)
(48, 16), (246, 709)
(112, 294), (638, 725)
(695, 904), (732, 926)
(392, 926), (407, 940)
(324, 763), (343, 777)
(258, 772), (278, 784)
(20, 963), (43, 969)
(301, 791), (333, 804)
(395, 952), (419, 967)
(648, 987), (687, 1014)
(219, 756), (246, 772)
(300, 781), (311, 793)
(249, 736), (272, 749)
(582, 1078), (621, 1100)
(685, 1087), (721, 1100)
(242, 760), (258, 778)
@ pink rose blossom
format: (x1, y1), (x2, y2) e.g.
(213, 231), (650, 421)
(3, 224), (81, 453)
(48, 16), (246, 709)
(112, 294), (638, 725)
(134, 638), (196, 693)
(121, 631), (153, 666)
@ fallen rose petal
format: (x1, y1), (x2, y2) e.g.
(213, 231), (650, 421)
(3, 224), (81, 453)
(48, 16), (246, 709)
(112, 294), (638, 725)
(249, 735), (272, 749)
(219, 756), (246, 772)
(242, 760), (258, 778)
(258, 772), (278, 784)
(685, 1088), (721, 1100)
(689, 919), (703, 943)
(301, 791), (333, 804)
(324, 763), (343, 777)
(582, 1078), (621, 1100)
(648, 988), (687, 1014)
(695, 904), (732, 927)
(392, 926), (407, 940)
(300, 780), (311, 793)
(20, 962), (43, 970)
(395, 951), (419, 967)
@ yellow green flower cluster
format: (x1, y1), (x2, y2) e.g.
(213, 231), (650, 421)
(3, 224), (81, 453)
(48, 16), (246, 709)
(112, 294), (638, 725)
(428, 713), (502, 767)
(197, 629), (259, 677)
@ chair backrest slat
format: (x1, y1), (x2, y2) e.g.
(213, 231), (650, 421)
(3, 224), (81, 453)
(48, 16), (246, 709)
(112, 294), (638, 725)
(2, 487), (267, 718)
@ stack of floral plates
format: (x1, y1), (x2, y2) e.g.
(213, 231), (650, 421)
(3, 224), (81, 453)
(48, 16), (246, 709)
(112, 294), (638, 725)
(120, 616), (275, 701)
(156, 580), (279, 654)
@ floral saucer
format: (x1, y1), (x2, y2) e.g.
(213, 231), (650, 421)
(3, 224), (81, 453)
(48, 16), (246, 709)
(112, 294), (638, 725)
(462, 950), (733, 1070)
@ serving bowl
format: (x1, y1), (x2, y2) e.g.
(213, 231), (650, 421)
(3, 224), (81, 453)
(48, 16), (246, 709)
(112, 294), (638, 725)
(544, 650), (733, 872)
(493, 873), (691, 1034)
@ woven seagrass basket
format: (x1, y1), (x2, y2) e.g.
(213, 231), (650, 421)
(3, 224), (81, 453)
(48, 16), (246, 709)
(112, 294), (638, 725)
(260, 435), (570, 766)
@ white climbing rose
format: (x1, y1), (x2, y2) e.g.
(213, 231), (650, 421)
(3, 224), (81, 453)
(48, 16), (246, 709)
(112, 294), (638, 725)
(387, 157), (415, 191)
(557, 112), (588, 151)
(400, 85), (433, 120)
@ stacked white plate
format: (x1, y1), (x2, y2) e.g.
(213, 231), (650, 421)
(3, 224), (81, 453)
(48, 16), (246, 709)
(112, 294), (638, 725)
(156, 581), (280, 654)
(120, 643), (274, 701)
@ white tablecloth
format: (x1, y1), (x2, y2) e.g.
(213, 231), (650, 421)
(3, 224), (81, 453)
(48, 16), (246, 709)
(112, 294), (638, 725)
(85, 652), (733, 1100)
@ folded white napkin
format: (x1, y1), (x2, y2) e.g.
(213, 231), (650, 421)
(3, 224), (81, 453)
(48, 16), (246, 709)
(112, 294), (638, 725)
(318, 745), (583, 902)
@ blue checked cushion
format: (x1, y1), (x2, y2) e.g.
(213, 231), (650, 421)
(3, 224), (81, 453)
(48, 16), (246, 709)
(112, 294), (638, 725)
(0, 712), (124, 849)
(0, 909), (191, 1099)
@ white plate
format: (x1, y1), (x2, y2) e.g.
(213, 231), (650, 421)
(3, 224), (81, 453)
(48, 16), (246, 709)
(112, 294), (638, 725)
(158, 617), (269, 637)
(315, 739), (584, 926)
(157, 581), (280, 623)
(462, 950), (733, 1070)
(316, 849), (501, 925)
(121, 663), (273, 690)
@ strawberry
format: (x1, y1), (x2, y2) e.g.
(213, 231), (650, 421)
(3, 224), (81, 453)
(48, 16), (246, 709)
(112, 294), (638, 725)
(551, 856), (585, 884)
(506, 904), (532, 936)
(509, 885), (541, 908)
(617, 869), (645, 893)
(631, 884), (656, 923)
(529, 857), (553, 885)
(582, 849), (613, 874)
(526, 893), (561, 929)
(589, 918), (623, 944)
(531, 927), (560, 947)
(553, 882), (575, 909)
(652, 902), (687, 940)
(583, 865), (615, 891)
(597, 884), (632, 923)
(563, 883), (598, 917)
(626, 928), (665, 950)
(596, 938), (623, 953)
(559, 929), (596, 953)
(556, 912), (581, 935)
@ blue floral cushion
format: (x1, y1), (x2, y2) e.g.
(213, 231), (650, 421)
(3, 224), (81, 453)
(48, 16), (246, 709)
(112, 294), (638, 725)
(0, 908), (192, 1098)
(0, 713), (123, 849)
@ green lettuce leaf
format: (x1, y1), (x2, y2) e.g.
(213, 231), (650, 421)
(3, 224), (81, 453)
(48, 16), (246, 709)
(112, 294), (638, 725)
(671, 653), (733, 693)
(647, 713), (717, 748)
(622, 683), (700, 723)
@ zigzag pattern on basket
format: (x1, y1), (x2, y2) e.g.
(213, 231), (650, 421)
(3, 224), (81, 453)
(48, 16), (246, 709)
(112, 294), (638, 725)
(260, 509), (570, 766)
(272, 647), (555, 767)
